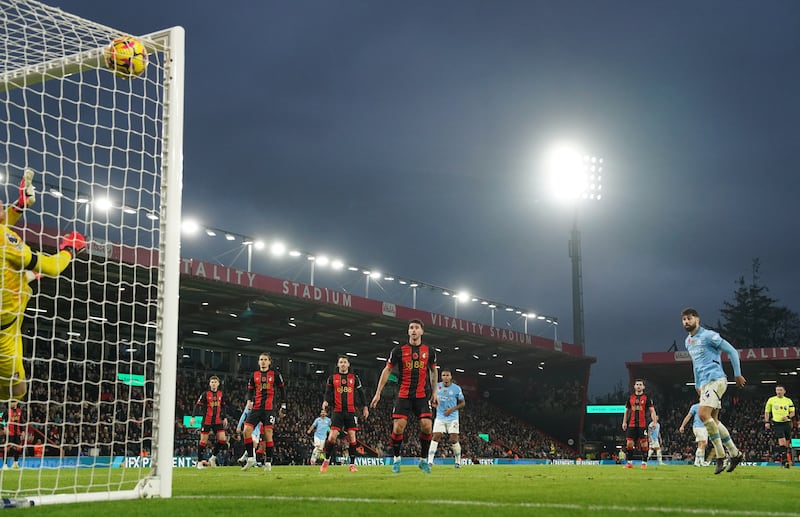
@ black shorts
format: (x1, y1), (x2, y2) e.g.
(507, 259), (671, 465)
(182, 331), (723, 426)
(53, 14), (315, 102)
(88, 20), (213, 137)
(5, 435), (20, 446)
(200, 423), (225, 434)
(245, 409), (277, 429)
(392, 397), (433, 420)
(771, 421), (792, 441)
(625, 426), (648, 441)
(330, 411), (359, 432)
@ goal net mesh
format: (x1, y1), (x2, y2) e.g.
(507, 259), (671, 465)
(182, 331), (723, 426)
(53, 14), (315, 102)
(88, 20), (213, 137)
(0, 0), (181, 504)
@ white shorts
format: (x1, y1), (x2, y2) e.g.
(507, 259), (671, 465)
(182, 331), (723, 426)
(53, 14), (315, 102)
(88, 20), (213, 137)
(698, 378), (728, 409)
(313, 436), (325, 449)
(433, 419), (460, 435)
(649, 440), (660, 450)
(692, 426), (709, 443)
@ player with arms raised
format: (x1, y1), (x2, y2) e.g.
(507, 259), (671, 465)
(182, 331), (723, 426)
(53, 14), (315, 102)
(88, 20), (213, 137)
(240, 352), (287, 472)
(426, 368), (465, 469)
(371, 319), (438, 474)
(320, 355), (369, 473)
(190, 375), (230, 468)
(0, 169), (85, 400)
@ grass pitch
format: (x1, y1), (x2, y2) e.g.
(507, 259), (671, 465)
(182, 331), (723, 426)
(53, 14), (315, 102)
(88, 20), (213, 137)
(7, 463), (800, 516)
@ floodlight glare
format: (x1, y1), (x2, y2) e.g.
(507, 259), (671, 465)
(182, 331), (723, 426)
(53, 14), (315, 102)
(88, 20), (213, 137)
(316, 256), (330, 267)
(181, 219), (200, 234)
(271, 242), (286, 256)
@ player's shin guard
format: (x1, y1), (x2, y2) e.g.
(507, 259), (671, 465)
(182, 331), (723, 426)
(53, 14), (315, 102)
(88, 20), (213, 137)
(348, 442), (357, 465)
(325, 441), (336, 460)
(197, 444), (206, 461)
(391, 433), (403, 458)
(716, 422), (739, 456)
(420, 433), (432, 460)
(265, 441), (274, 464)
(427, 440), (438, 464)
(452, 442), (461, 464)
(703, 419), (725, 457)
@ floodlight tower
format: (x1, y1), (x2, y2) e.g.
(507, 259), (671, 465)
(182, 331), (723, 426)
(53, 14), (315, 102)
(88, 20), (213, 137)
(547, 146), (603, 354)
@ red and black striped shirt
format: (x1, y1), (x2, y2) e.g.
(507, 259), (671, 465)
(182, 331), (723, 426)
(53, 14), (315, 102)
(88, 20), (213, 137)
(193, 389), (226, 425)
(4, 406), (22, 437)
(325, 372), (367, 413)
(247, 369), (286, 410)
(387, 343), (437, 399)
(625, 393), (654, 428)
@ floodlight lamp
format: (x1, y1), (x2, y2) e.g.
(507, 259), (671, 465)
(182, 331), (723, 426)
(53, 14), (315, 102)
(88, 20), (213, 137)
(370, 271), (381, 279)
(254, 240), (265, 250)
(315, 256), (329, 267)
(225, 233), (235, 241)
(94, 197), (112, 211)
(205, 229), (217, 237)
(456, 292), (470, 302)
(270, 242), (286, 255)
(181, 219), (200, 234)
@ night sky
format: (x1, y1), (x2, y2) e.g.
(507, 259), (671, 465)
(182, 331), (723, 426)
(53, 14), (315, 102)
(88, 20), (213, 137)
(45, 0), (800, 396)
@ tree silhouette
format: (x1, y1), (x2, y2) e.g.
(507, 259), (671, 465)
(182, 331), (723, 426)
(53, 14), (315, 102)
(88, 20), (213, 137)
(718, 259), (800, 348)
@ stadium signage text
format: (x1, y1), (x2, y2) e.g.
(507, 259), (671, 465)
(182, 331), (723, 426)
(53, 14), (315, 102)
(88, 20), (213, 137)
(282, 281), (353, 307)
(181, 260), (257, 287)
(429, 314), (533, 345)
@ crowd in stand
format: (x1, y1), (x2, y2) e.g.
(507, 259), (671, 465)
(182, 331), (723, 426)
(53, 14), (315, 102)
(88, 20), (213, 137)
(4, 355), (796, 466)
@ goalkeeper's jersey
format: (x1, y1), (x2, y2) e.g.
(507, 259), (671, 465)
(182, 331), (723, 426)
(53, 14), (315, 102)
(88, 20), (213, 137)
(0, 225), (32, 327)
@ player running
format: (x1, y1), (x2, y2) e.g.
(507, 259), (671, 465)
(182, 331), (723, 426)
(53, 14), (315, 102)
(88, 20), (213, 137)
(306, 409), (331, 466)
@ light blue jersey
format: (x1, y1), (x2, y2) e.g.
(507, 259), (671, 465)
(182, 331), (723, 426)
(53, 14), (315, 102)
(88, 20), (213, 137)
(685, 326), (742, 387)
(688, 403), (704, 428)
(436, 381), (464, 422)
(648, 422), (660, 442)
(238, 408), (261, 440)
(311, 416), (331, 441)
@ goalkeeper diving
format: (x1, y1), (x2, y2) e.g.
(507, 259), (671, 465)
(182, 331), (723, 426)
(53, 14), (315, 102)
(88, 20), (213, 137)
(0, 169), (86, 400)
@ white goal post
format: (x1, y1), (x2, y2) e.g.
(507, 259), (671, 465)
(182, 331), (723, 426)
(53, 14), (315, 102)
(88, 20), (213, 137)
(0, 0), (183, 505)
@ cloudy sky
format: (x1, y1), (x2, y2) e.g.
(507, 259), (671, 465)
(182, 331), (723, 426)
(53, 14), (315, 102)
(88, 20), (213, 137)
(47, 0), (800, 396)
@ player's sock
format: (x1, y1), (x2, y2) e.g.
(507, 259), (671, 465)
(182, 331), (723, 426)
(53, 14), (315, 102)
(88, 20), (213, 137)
(244, 438), (254, 457)
(646, 450), (653, 460)
(197, 444), (206, 462)
(427, 440), (439, 464)
(265, 441), (274, 465)
(703, 419), (725, 457)
(348, 441), (357, 465)
(391, 433), (403, 457)
(716, 422), (739, 456)
(656, 450), (662, 463)
(419, 433), (432, 462)
(325, 441), (336, 460)
(779, 445), (787, 463)
(452, 442), (462, 465)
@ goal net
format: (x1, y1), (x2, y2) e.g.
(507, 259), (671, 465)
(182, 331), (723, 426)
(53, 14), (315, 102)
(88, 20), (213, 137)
(0, 0), (183, 505)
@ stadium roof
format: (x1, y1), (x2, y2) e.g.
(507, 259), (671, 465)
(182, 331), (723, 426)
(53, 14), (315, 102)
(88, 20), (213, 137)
(23, 230), (594, 378)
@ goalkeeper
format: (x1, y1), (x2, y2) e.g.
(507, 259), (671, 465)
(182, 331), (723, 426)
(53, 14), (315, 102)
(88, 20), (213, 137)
(0, 169), (85, 400)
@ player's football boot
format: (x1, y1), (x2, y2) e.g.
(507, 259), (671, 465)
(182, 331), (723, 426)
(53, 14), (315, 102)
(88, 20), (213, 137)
(454, 463), (461, 469)
(196, 461), (205, 470)
(11, 462), (19, 469)
(349, 464), (358, 472)
(2, 464), (8, 470)
(263, 462), (272, 472)
(208, 455), (217, 467)
(237, 452), (248, 467)
(726, 452), (744, 473)
(713, 457), (726, 475)
(320, 459), (330, 473)
(640, 462), (647, 469)
(419, 459), (431, 474)
(391, 458), (401, 474)
(623, 462), (633, 469)
(241, 457), (256, 471)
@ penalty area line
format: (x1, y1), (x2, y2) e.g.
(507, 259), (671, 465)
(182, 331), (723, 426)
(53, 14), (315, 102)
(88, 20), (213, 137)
(174, 495), (795, 516)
